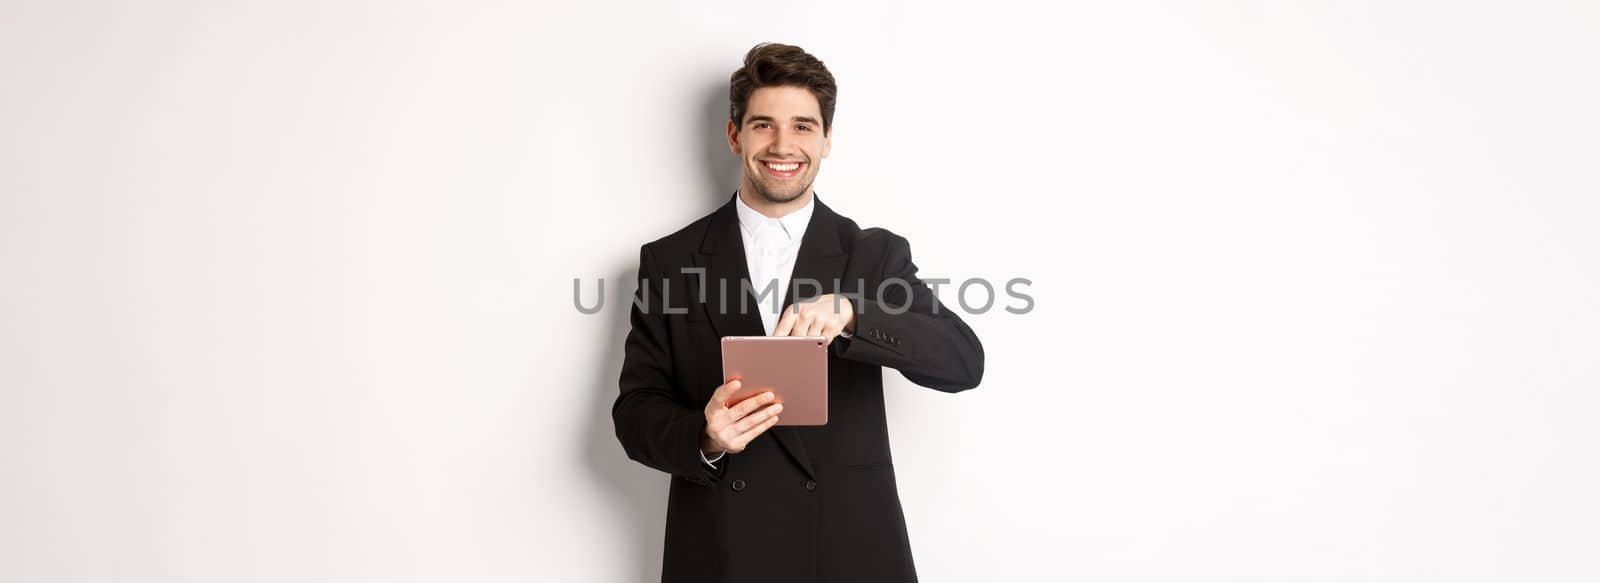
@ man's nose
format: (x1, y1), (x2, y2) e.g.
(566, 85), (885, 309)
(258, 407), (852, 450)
(769, 129), (796, 156)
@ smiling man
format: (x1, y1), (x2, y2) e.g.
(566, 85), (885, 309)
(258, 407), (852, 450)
(613, 43), (985, 583)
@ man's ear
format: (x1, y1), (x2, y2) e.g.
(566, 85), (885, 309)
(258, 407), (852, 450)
(726, 120), (741, 155)
(822, 124), (832, 158)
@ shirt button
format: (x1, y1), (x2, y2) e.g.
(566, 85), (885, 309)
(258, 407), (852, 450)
(731, 479), (747, 492)
(804, 480), (817, 492)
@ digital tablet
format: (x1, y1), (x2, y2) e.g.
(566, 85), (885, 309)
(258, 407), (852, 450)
(720, 336), (828, 426)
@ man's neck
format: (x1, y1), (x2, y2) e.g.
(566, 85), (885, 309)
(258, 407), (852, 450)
(737, 186), (813, 219)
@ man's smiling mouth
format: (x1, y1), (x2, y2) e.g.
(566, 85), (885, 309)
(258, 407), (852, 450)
(761, 160), (804, 178)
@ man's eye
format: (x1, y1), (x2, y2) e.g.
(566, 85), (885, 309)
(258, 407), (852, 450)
(797, 125), (811, 132)
(755, 123), (771, 129)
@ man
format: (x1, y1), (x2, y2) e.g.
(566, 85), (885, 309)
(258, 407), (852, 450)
(613, 43), (984, 583)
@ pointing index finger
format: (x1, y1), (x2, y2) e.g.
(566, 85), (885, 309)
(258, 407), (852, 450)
(774, 306), (799, 336)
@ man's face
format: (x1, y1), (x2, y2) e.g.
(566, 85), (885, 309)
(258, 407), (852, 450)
(727, 85), (832, 205)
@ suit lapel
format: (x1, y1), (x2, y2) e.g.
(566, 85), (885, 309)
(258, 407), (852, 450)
(692, 194), (852, 482)
(693, 197), (767, 339)
(781, 198), (849, 310)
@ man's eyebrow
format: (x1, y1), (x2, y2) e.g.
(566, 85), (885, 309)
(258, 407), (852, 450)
(745, 115), (822, 126)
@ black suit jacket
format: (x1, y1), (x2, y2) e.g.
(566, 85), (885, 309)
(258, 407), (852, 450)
(613, 195), (984, 583)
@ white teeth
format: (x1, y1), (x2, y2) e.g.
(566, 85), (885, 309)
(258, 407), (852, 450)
(764, 161), (800, 172)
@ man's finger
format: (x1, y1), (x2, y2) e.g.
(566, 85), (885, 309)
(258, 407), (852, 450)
(729, 410), (783, 448)
(716, 405), (772, 452)
(726, 391), (775, 420)
(773, 308), (798, 337)
(820, 323), (841, 346)
(709, 379), (741, 407)
(791, 313), (809, 335)
(730, 403), (783, 435)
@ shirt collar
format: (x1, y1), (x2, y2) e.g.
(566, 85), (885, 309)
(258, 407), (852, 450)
(734, 190), (814, 243)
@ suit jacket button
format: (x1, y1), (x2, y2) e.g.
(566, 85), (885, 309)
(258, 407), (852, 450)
(804, 480), (817, 492)
(731, 479), (746, 492)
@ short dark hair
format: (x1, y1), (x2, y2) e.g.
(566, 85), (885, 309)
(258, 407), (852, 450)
(729, 43), (837, 135)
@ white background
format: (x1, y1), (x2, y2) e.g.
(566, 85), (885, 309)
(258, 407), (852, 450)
(3, 1), (1598, 581)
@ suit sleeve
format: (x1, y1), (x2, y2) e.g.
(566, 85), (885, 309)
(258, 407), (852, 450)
(612, 244), (723, 486)
(835, 233), (985, 392)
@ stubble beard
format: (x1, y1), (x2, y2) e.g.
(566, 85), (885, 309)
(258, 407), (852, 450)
(747, 166), (815, 205)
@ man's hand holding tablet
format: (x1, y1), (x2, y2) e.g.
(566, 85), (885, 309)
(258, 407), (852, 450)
(702, 293), (853, 456)
(701, 379), (783, 455)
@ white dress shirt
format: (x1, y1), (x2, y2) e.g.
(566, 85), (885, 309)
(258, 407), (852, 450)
(701, 192), (815, 469)
(735, 192), (814, 334)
